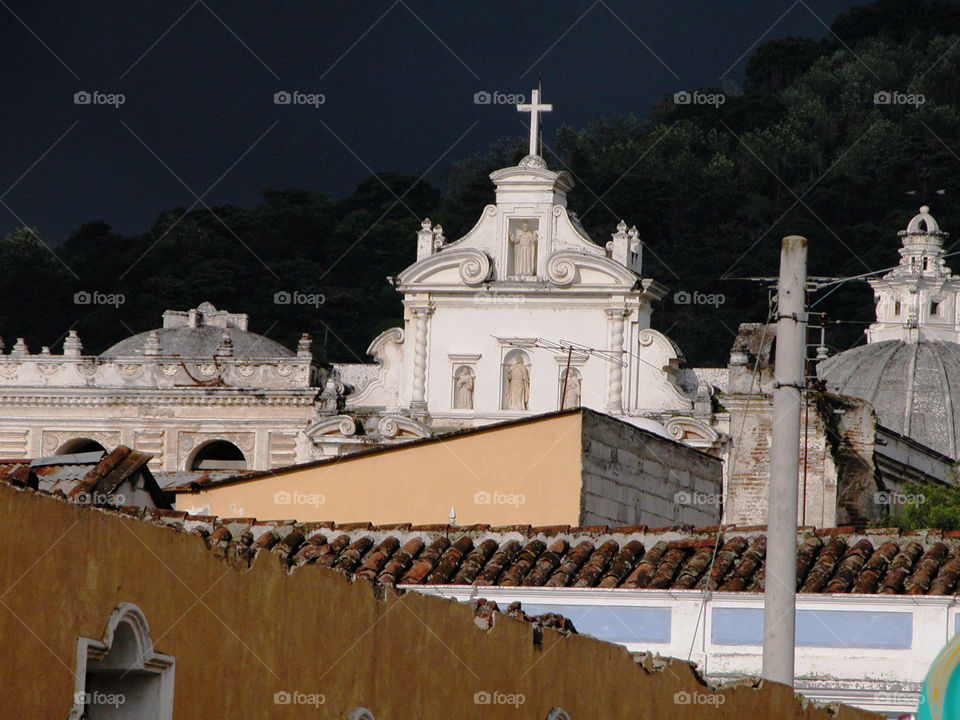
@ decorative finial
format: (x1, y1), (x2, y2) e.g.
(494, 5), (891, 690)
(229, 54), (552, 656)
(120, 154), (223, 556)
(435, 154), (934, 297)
(617, 220), (628, 233)
(63, 329), (82, 357)
(216, 332), (234, 357)
(421, 218), (432, 230)
(448, 506), (456, 526)
(920, 205), (930, 214)
(143, 331), (161, 356)
(11, 338), (27, 356)
(297, 333), (312, 357)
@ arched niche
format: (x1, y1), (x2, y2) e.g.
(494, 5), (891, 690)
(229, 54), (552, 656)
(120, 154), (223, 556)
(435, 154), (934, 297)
(452, 365), (475, 409)
(559, 366), (582, 409)
(70, 603), (174, 720)
(501, 348), (531, 410)
(187, 439), (247, 471)
(56, 438), (107, 455)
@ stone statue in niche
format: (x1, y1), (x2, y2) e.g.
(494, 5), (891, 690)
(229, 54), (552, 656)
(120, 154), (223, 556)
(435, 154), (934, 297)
(505, 356), (530, 410)
(510, 220), (538, 276)
(561, 369), (581, 409)
(453, 366), (474, 409)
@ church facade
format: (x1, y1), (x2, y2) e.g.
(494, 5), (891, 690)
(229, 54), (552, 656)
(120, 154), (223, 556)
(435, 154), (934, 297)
(326, 148), (725, 459)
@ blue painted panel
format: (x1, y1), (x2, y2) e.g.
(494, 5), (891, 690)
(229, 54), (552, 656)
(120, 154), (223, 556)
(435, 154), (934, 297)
(521, 604), (671, 644)
(712, 607), (912, 649)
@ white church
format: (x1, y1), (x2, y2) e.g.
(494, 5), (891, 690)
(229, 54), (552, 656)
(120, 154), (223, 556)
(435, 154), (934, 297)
(333, 89), (724, 455)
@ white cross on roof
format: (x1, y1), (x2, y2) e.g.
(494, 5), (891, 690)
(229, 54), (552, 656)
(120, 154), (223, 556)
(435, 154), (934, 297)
(517, 88), (553, 158)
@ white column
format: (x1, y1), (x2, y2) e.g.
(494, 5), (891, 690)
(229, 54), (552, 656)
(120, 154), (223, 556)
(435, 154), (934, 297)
(410, 305), (433, 409)
(606, 307), (627, 414)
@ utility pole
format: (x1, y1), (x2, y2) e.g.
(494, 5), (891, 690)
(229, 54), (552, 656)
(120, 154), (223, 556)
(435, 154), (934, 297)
(762, 235), (807, 686)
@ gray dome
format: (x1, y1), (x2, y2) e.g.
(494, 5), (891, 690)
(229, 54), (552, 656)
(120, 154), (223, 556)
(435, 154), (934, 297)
(818, 340), (960, 458)
(101, 326), (294, 360)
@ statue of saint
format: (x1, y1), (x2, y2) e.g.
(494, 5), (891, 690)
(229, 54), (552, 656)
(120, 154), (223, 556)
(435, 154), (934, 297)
(505, 356), (530, 410)
(562, 370), (581, 409)
(454, 367), (474, 409)
(510, 221), (538, 276)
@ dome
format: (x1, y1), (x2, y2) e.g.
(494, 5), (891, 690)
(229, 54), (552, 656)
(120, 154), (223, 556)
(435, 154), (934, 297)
(818, 340), (960, 458)
(904, 205), (942, 235)
(101, 326), (294, 360)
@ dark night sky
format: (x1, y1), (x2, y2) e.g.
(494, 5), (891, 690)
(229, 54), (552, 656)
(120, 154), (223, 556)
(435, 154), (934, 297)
(2, 1), (864, 245)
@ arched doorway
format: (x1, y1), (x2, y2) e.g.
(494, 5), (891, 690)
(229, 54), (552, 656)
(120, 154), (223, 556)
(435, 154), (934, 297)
(188, 440), (247, 471)
(55, 438), (107, 455)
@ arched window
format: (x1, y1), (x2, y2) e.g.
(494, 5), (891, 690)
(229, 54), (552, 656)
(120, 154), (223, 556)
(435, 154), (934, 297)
(56, 438), (107, 455)
(188, 440), (246, 471)
(501, 349), (531, 411)
(70, 603), (174, 720)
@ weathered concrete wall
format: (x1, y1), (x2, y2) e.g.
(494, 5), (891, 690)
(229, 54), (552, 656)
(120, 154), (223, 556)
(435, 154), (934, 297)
(0, 482), (877, 720)
(580, 410), (723, 526)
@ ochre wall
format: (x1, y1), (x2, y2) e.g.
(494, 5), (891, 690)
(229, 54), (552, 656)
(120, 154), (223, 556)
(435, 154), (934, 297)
(181, 413), (585, 526)
(1, 483), (878, 720)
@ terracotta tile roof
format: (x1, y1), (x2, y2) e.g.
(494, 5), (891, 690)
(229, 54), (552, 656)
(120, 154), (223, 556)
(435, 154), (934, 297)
(0, 446), (169, 508)
(42, 500), (960, 595)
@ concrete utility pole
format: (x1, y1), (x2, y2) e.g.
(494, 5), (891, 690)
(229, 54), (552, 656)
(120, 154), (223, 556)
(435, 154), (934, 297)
(762, 235), (807, 687)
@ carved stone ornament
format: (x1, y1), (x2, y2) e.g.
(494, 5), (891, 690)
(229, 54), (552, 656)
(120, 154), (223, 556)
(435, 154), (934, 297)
(458, 250), (493, 285)
(116, 364), (143, 378)
(76, 363), (99, 378)
(545, 252), (578, 286)
(0, 363), (19, 377)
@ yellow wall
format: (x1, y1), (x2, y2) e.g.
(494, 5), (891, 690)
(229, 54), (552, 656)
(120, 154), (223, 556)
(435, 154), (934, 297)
(1, 482), (878, 720)
(181, 413), (585, 525)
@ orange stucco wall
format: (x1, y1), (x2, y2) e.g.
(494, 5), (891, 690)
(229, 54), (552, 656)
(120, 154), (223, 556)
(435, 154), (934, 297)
(180, 413), (586, 525)
(1, 482), (878, 720)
